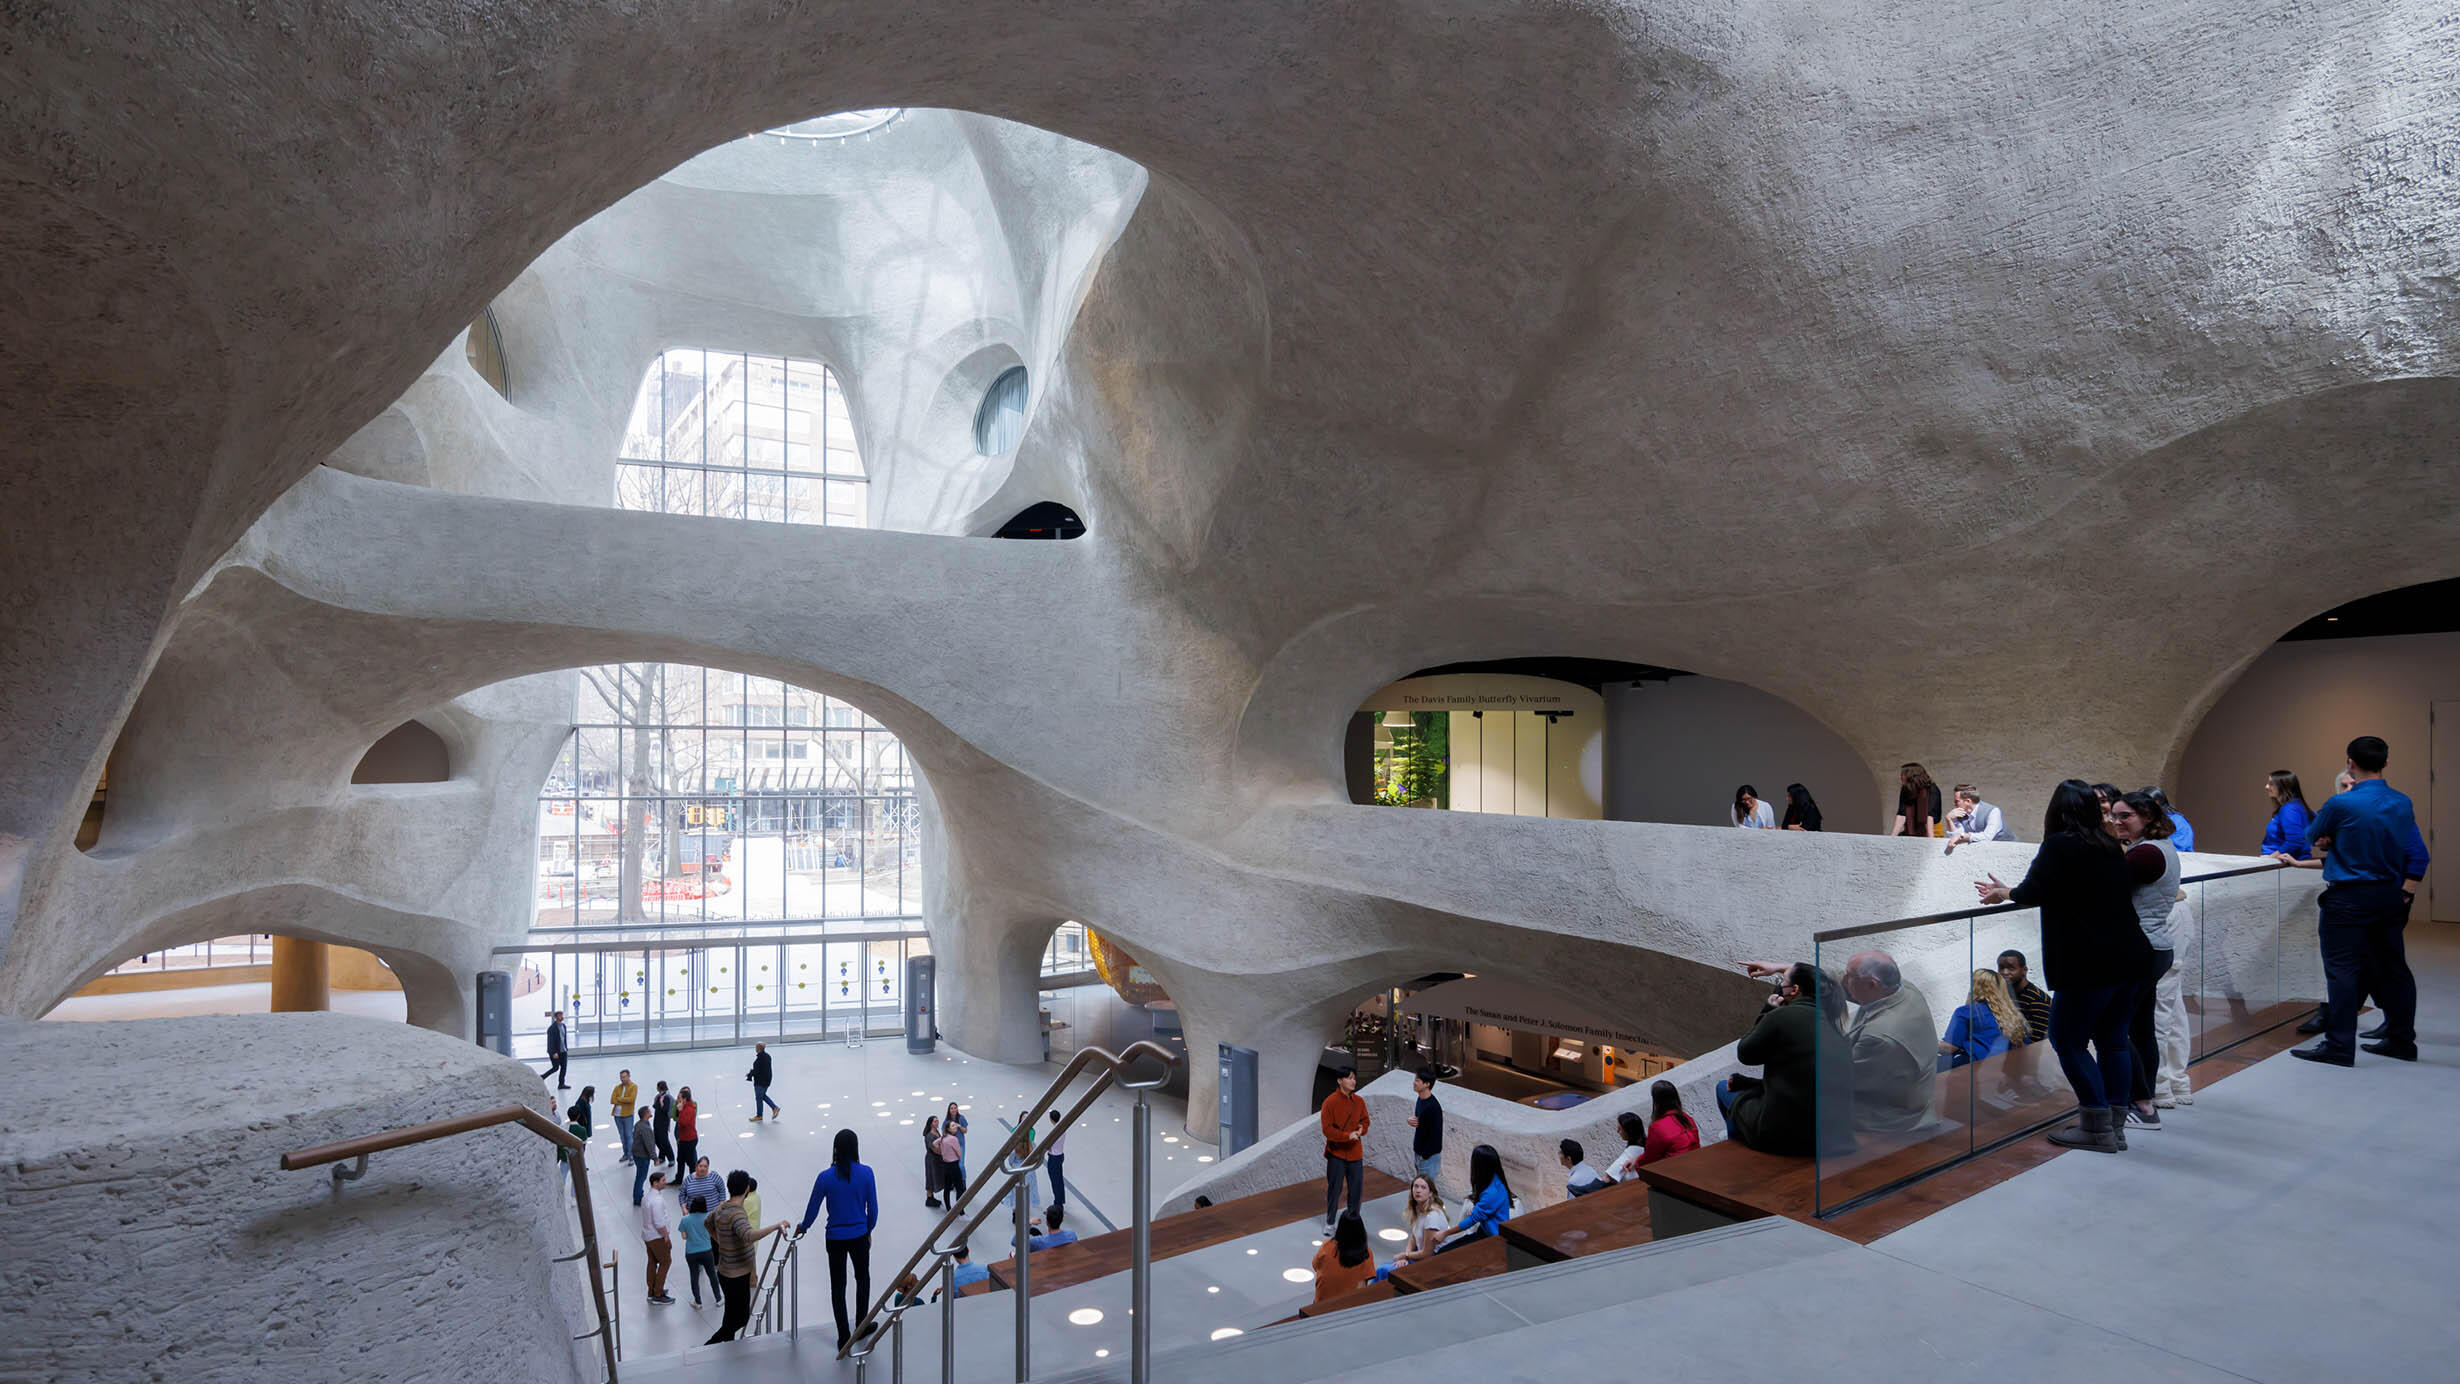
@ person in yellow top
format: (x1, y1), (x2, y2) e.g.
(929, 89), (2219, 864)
(611, 1071), (640, 1167)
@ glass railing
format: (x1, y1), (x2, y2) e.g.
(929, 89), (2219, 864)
(1809, 861), (2312, 1216)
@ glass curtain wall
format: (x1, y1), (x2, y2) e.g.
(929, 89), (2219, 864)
(518, 349), (924, 1055)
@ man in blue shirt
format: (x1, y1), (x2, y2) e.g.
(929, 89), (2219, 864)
(2293, 736), (2427, 1066)
(1014, 1204), (1079, 1253)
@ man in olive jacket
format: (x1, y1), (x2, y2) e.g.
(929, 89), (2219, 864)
(1719, 964), (1855, 1156)
(1842, 951), (1938, 1133)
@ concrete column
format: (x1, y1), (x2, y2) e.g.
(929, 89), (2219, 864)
(269, 937), (331, 1012)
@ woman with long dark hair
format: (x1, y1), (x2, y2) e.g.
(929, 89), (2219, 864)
(1731, 784), (1775, 829)
(2262, 769), (2313, 860)
(1975, 779), (2153, 1153)
(1310, 1210), (1377, 1302)
(1603, 1109), (1651, 1182)
(1781, 784), (1823, 831)
(795, 1128), (881, 1350)
(2113, 789), (2189, 1120)
(1637, 1079), (1701, 1166)
(921, 1116), (944, 1208)
(1437, 1144), (1514, 1252)
(1894, 764), (1941, 838)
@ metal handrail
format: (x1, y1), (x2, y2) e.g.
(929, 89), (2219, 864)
(1811, 859), (2293, 944)
(282, 1103), (621, 1383)
(835, 1039), (1180, 1382)
(747, 1226), (800, 1341)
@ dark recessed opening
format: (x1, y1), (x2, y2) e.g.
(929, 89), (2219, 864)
(353, 720), (451, 784)
(1405, 657), (1688, 691)
(993, 500), (1085, 540)
(2281, 577), (2460, 642)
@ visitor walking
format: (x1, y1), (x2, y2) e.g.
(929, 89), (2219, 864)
(2293, 735), (2427, 1066)
(797, 1129), (882, 1352)
(680, 1195), (717, 1309)
(746, 1042), (780, 1122)
(610, 1069), (638, 1164)
(651, 1081), (676, 1165)
(1730, 784), (1776, 829)
(543, 1010), (569, 1088)
(1319, 1067), (1369, 1234)
(2262, 770), (2314, 860)
(1406, 1067), (1443, 1189)
(640, 1171), (678, 1306)
(1975, 779), (2152, 1153)
(1044, 1110), (1067, 1208)
(674, 1086), (699, 1176)
(567, 1086), (596, 1143)
(704, 1171), (786, 1345)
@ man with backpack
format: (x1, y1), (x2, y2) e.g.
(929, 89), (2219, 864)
(747, 1042), (780, 1122)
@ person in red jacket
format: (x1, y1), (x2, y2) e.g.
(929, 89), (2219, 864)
(1636, 1080), (1701, 1167)
(1320, 1067), (1369, 1234)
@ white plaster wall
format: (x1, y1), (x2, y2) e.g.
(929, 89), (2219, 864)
(1604, 677), (1885, 834)
(2180, 631), (2460, 921)
(0, 1014), (594, 1384)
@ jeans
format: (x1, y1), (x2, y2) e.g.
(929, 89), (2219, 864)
(826, 1232), (873, 1346)
(1046, 1153), (1066, 1206)
(2048, 980), (2137, 1109)
(706, 1271), (753, 1344)
(1324, 1156), (1363, 1225)
(2320, 881), (2417, 1052)
(614, 1114), (635, 1162)
(544, 1051), (568, 1087)
(1714, 1079), (1739, 1140)
(2127, 949), (2174, 1103)
(753, 1084), (779, 1117)
(676, 1138), (698, 1178)
(632, 1156), (652, 1206)
(1414, 1152), (1442, 1189)
(686, 1250), (720, 1304)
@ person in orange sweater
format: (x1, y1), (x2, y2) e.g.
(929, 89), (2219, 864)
(1311, 1211), (1377, 1303)
(1320, 1067), (1370, 1234)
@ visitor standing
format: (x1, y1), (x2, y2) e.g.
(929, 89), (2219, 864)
(1406, 1068), (1443, 1189)
(1319, 1067), (1369, 1235)
(640, 1171), (678, 1306)
(680, 1195), (717, 1309)
(1893, 763), (1942, 838)
(567, 1086), (596, 1142)
(2293, 735), (2427, 1066)
(610, 1070), (638, 1165)
(674, 1087), (700, 1176)
(704, 1170), (786, 1345)
(679, 1157), (726, 1221)
(746, 1041), (780, 1122)
(543, 1010), (569, 1088)
(1730, 784), (1776, 829)
(2262, 770), (2314, 860)
(922, 1116), (946, 1208)
(651, 1081), (676, 1165)
(1781, 783), (1823, 831)
(629, 1110), (657, 1205)
(1975, 779), (2152, 1153)
(2147, 787), (2195, 851)
(1044, 1111), (1067, 1208)
(1310, 1211), (1377, 1302)
(797, 1129), (882, 1352)
(934, 1122), (965, 1205)
(2112, 790), (2187, 1122)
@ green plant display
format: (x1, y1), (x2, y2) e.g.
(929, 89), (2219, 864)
(1373, 711), (1450, 807)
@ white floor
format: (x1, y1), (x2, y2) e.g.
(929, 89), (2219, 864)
(551, 1038), (1203, 1361)
(43, 981), (410, 1022)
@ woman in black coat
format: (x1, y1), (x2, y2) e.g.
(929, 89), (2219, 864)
(1976, 779), (2151, 1154)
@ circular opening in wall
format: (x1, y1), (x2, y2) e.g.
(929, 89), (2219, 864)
(974, 366), (1029, 456)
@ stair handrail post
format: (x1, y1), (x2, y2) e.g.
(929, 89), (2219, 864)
(1011, 1153), (1034, 1381)
(938, 1255), (958, 1384)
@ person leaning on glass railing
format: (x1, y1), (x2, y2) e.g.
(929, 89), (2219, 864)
(1975, 779), (2154, 1155)
(1724, 962), (1854, 1155)
(2261, 769), (2314, 861)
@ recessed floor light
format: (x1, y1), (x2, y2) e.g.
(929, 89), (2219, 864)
(1067, 1308), (1104, 1326)
(1095, 1349), (1109, 1358)
(1282, 1268), (1314, 1283)
(1211, 1327), (1243, 1341)
(738, 1131), (753, 1138)
(1244, 1248), (1258, 1256)
(1197, 1155), (1215, 1163)
(1206, 1285), (1220, 1294)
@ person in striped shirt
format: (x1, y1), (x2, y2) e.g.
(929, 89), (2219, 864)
(678, 1157), (726, 1219)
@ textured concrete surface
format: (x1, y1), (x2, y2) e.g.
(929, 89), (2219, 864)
(0, 1014), (594, 1384)
(0, 0), (2447, 1282)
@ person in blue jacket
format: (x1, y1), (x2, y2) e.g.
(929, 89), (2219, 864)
(2147, 786), (2194, 851)
(797, 1129), (881, 1351)
(1435, 1144), (1513, 1253)
(2262, 770), (2314, 859)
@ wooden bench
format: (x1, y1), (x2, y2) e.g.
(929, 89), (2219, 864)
(1296, 1279), (1399, 1319)
(1387, 1233), (1508, 1293)
(1497, 1177), (1653, 1268)
(985, 1169), (1406, 1296)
